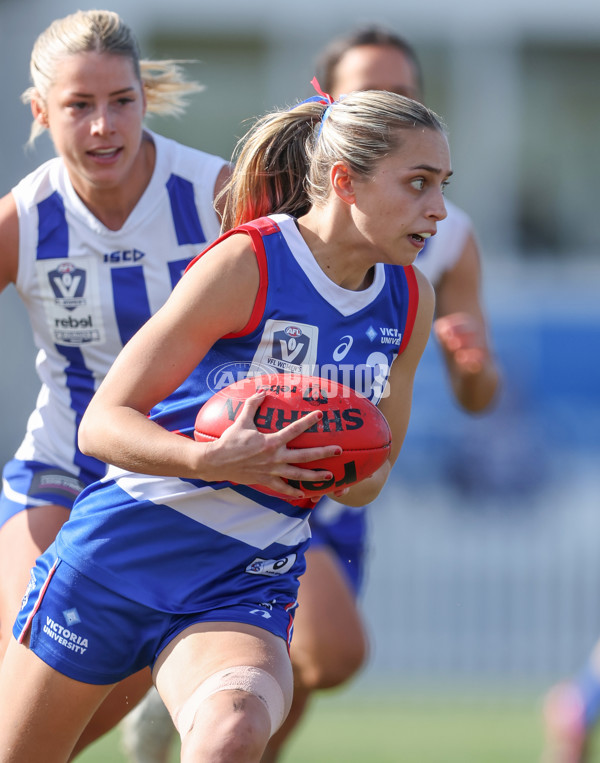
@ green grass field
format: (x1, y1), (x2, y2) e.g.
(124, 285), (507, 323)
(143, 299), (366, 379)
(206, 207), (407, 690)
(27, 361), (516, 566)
(75, 689), (563, 763)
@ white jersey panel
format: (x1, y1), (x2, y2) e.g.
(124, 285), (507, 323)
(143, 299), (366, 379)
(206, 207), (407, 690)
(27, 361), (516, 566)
(12, 131), (226, 481)
(415, 199), (473, 287)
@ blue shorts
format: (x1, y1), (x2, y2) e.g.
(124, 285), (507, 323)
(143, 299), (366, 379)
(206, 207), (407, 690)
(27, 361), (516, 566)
(0, 459), (87, 528)
(14, 551), (296, 685)
(309, 499), (367, 595)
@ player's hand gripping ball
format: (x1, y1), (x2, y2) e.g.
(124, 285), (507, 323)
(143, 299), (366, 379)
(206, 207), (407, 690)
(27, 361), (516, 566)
(194, 373), (391, 499)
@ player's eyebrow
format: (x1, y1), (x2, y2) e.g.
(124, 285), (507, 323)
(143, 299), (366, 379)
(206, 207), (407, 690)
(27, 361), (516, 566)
(409, 164), (453, 177)
(68, 86), (137, 98)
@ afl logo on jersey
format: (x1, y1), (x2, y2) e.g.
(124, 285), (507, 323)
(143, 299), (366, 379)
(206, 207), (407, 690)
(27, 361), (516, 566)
(48, 262), (86, 311)
(248, 319), (319, 375)
(272, 325), (310, 366)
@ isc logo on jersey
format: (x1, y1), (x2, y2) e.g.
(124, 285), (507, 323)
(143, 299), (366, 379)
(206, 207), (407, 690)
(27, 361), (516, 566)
(48, 262), (86, 311)
(102, 249), (145, 263)
(246, 555), (297, 577)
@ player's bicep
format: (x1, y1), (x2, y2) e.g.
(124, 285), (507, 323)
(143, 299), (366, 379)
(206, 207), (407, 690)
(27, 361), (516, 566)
(0, 193), (19, 293)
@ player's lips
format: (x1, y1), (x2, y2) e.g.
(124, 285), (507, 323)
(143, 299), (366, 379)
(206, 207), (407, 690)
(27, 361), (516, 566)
(86, 146), (123, 162)
(409, 231), (434, 245)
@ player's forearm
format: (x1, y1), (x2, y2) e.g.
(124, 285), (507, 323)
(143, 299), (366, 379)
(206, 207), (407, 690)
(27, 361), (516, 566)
(450, 355), (501, 413)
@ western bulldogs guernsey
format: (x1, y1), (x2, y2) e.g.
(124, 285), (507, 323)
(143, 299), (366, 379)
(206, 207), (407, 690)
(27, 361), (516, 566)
(53, 214), (419, 613)
(10, 130), (226, 487)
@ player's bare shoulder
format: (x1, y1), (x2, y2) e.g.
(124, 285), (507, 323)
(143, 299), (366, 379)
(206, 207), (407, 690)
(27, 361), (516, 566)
(0, 192), (19, 290)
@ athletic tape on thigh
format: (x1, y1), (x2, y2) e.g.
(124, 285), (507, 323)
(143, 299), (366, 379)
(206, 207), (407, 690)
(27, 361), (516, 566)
(174, 665), (286, 739)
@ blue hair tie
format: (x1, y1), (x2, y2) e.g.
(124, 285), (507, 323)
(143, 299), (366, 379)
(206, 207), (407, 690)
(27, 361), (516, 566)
(289, 77), (335, 135)
(317, 103), (333, 136)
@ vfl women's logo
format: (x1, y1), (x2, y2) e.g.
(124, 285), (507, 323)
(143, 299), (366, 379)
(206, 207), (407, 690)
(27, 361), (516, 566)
(249, 319), (319, 375)
(48, 262), (86, 311)
(272, 325), (310, 366)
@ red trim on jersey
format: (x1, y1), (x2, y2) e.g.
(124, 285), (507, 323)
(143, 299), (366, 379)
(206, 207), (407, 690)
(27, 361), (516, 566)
(184, 218), (274, 339)
(284, 599), (297, 653)
(17, 557), (59, 644)
(398, 265), (420, 354)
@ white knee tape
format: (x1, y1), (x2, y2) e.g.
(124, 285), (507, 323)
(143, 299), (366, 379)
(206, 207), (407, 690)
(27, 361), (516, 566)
(174, 666), (286, 740)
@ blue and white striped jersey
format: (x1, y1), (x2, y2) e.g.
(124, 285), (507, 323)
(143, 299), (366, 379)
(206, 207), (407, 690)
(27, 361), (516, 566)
(11, 130), (226, 484)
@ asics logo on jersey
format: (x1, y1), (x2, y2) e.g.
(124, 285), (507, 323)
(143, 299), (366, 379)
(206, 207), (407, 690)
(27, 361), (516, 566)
(249, 609), (272, 619)
(333, 335), (353, 361)
(103, 249), (146, 263)
(246, 555), (297, 577)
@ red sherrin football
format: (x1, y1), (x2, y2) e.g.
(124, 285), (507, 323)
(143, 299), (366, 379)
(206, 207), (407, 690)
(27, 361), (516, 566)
(194, 373), (391, 499)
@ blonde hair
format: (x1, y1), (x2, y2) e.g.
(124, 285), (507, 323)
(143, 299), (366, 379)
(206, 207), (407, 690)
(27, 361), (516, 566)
(22, 9), (203, 145)
(220, 89), (446, 231)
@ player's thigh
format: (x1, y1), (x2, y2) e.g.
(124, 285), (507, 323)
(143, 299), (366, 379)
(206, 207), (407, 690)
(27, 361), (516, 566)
(153, 621), (293, 723)
(290, 545), (367, 685)
(0, 636), (113, 762)
(0, 506), (69, 647)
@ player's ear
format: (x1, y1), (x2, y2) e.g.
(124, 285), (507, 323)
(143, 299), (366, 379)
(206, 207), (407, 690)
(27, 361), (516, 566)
(331, 163), (356, 205)
(31, 96), (49, 128)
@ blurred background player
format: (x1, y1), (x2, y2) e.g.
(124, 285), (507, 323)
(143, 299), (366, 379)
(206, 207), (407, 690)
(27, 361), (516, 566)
(262, 24), (501, 762)
(0, 9), (229, 760)
(542, 642), (600, 762)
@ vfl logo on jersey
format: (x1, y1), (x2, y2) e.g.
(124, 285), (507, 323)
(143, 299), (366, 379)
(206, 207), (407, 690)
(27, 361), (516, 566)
(248, 319), (318, 375)
(48, 262), (86, 311)
(273, 325), (310, 365)
(246, 554), (297, 577)
(37, 255), (106, 345)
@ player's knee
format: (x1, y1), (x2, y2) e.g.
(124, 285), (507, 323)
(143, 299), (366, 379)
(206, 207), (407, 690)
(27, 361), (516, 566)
(174, 666), (287, 747)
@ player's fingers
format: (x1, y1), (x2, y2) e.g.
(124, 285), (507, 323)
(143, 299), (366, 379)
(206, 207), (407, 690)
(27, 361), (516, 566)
(283, 444), (342, 464)
(279, 464), (333, 482)
(233, 389), (267, 425)
(273, 409), (325, 443)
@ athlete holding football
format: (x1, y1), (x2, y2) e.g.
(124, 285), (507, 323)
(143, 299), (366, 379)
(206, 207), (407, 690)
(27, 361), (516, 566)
(0, 84), (448, 762)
